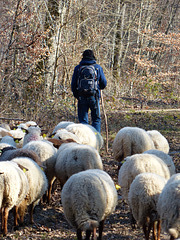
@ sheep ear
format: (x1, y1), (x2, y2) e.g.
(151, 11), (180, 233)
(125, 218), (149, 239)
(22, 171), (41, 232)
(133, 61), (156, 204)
(0, 172), (4, 175)
(17, 163), (28, 172)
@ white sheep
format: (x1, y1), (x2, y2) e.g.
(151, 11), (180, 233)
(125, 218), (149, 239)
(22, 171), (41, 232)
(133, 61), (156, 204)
(144, 149), (176, 176)
(52, 128), (81, 144)
(23, 140), (57, 203)
(66, 123), (103, 151)
(61, 169), (118, 240)
(23, 126), (43, 146)
(112, 127), (155, 164)
(0, 161), (29, 235)
(118, 153), (171, 202)
(128, 172), (167, 240)
(12, 157), (48, 224)
(9, 128), (26, 148)
(55, 142), (103, 188)
(0, 127), (13, 139)
(157, 173), (180, 240)
(0, 135), (17, 148)
(52, 121), (74, 134)
(147, 130), (170, 154)
(17, 120), (38, 130)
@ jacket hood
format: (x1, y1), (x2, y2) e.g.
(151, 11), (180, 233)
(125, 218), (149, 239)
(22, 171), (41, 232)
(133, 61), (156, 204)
(80, 59), (96, 65)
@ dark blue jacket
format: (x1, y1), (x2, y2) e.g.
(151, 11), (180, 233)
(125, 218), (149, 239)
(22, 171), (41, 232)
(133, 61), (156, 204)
(71, 59), (107, 99)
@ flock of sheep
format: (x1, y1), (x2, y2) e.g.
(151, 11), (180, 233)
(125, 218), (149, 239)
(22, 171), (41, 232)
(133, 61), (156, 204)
(0, 120), (179, 240)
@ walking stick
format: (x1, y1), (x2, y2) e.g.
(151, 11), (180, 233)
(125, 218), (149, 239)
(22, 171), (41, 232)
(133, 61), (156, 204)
(100, 90), (109, 153)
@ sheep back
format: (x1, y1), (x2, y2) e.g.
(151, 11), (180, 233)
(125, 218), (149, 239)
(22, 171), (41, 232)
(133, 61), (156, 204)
(55, 143), (103, 186)
(61, 169), (118, 231)
(147, 130), (169, 154)
(157, 174), (180, 239)
(118, 153), (171, 201)
(128, 172), (167, 226)
(144, 149), (176, 176)
(0, 161), (29, 210)
(12, 157), (48, 206)
(112, 127), (155, 162)
(65, 123), (99, 150)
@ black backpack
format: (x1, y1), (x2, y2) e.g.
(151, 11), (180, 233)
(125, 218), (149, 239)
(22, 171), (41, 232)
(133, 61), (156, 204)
(77, 65), (98, 97)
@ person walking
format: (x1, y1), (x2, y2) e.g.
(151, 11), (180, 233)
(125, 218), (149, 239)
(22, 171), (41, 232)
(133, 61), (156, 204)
(71, 49), (107, 133)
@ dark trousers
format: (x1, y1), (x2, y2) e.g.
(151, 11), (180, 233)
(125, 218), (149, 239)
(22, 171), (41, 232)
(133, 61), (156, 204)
(78, 96), (101, 132)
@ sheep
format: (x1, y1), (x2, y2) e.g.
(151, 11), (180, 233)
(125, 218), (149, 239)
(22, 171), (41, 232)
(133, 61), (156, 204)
(52, 128), (81, 144)
(23, 126), (43, 146)
(144, 149), (176, 176)
(112, 127), (155, 165)
(65, 123), (103, 151)
(128, 172), (167, 240)
(118, 153), (171, 202)
(157, 174), (180, 240)
(0, 127), (13, 138)
(9, 128), (26, 148)
(0, 148), (42, 166)
(23, 140), (57, 203)
(11, 157), (48, 224)
(0, 123), (11, 131)
(0, 161), (29, 235)
(17, 120), (38, 130)
(0, 135), (17, 148)
(52, 121), (74, 134)
(55, 142), (103, 188)
(61, 169), (118, 240)
(147, 130), (170, 154)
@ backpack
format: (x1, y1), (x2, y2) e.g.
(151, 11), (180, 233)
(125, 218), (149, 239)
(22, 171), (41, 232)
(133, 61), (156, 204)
(77, 65), (98, 97)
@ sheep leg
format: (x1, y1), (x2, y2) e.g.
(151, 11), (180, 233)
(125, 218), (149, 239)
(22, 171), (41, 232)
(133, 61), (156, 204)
(98, 220), (105, 240)
(143, 222), (151, 240)
(1, 208), (4, 232)
(3, 207), (9, 235)
(152, 221), (157, 240)
(157, 220), (161, 240)
(92, 227), (97, 240)
(86, 230), (91, 240)
(47, 182), (53, 204)
(13, 206), (19, 228)
(29, 203), (34, 224)
(77, 228), (82, 240)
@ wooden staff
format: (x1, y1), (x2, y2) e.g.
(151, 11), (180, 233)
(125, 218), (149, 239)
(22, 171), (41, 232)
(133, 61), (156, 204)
(100, 90), (108, 153)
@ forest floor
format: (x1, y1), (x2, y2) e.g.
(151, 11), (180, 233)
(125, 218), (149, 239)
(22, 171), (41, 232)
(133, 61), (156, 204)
(0, 106), (179, 240)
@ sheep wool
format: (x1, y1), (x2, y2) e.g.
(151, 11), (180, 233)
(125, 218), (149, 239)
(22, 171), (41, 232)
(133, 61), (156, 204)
(118, 153), (171, 202)
(0, 148), (42, 166)
(52, 129), (81, 144)
(0, 161), (29, 234)
(144, 149), (176, 176)
(61, 169), (118, 240)
(128, 172), (167, 240)
(23, 126), (43, 146)
(55, 142), (103, 187)
(66, 123), (101, 150)
(23, 140), (57, 203)
(112, 127), (155, 162)
(147, 130), (170, 154)
(12, 157), (48, 223)
(0, 135), (16, 148)
(157, 174), (180, 240)
(52, 121), (74, 134)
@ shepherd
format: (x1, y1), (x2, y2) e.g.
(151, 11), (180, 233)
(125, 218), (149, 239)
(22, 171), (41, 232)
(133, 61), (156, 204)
(71, 49), (107, 133)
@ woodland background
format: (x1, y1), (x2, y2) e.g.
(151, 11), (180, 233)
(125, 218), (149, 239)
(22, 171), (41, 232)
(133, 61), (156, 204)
(0, 0), (179, 127)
